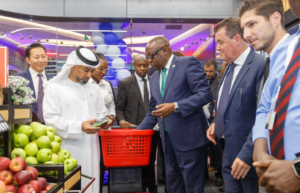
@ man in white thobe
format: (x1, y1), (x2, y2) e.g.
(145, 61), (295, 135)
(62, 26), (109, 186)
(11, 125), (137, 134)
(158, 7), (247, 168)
(43, 46), (112, 193)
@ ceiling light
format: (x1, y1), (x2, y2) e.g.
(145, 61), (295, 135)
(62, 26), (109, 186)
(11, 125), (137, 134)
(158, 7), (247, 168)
(123, 35), (164, 44)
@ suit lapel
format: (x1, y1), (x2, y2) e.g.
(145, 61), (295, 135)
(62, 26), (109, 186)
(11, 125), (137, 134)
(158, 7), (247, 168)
(131, 75), (145, 111)
(152, 71), (162, 104)
(163, 56), (178, 101)
(226, 49), (254, 109)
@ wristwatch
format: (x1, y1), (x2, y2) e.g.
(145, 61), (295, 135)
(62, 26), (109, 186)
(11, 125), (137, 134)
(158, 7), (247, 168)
(173, 102), (180, 113)
(293, 154), (300, 178)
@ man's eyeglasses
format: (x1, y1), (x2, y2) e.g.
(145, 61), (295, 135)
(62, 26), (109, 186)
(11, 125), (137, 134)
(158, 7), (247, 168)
(98, 67), (108, 72)
(146, 45), (168, 60)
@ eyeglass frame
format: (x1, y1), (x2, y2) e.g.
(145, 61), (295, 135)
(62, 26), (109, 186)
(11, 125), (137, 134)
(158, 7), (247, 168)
(146, 45), (169, 60)
(97, 66), (109, 72)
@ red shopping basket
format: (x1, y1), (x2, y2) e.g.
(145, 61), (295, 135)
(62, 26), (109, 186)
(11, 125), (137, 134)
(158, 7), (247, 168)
(99, 128), (154, 167)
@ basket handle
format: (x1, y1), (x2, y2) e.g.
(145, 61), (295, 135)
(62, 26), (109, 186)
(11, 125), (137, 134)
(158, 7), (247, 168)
(111, 126), (137, 129)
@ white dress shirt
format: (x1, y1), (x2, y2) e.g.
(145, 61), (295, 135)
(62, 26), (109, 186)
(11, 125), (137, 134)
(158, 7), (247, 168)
(29, 67), (47, 98)
(217, 47), (251, 109)
(159, 54), (174, 91)
(134, 72), (150, 101)
(89, 78), (116, 116)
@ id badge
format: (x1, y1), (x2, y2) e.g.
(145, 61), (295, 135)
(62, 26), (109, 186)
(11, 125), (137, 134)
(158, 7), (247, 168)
(265, 111), (276, 130)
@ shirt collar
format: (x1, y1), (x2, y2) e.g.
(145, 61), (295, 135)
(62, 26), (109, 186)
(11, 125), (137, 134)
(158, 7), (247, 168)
(233, 47), (251, 66)
(269, 33), (290, 56)
(89, 77), (103, 86)
(29, 67), (46, 78)
(134, 72), (148, 82)
(163, 54), (174, 71)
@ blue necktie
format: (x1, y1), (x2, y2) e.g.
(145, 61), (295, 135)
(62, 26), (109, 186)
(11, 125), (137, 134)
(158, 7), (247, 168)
(215, 63), (237, 138)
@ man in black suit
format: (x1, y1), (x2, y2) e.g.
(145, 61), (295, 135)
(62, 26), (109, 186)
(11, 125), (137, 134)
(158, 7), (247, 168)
(116, 54), (159, 193)
(204, 59), (224, 187)
(13, 43), (53, 123)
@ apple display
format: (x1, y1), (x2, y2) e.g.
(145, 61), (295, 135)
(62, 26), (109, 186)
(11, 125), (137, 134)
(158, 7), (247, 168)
(10, 148), (26, 160)
(0, 180), (5, 193)
(25, 157), (38, 165)
(9, 157), (27, 173)
(42, 162), (55, 176)
(18, 184), (35, 193)
(53, 136), (62, 146)
(0, 157), (10, 171)
(36, 149), (52, 163)
(64, 159), (75, 171)
(14, 171), (33, 186)
(61, 149), (70, 160)
(46, 126), (56, 135)
(29, 180), (42, 193)
(50, 153), (59, 164)
(50, 141), (60, 154)
(25, 167), (38, 180)
(14, 134), (29, 148)
(46, 132), (54, 142)
(0, 170), (13, 185)
(36, 136), (50, 149)
(4, 184), (17, 193)
(32, 125), (47, 138)
(37, 177), (47, 190)
(17, 125), (32, 138)
(24, 143), (38, 156)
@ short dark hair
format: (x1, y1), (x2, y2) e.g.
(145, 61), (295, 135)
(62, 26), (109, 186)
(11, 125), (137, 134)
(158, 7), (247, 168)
(25, 43), (46, 58)
(238, 0), (284, 28)
(94, 52), (107, 61)
(204, 59), (217, 69)
(214, 17), (244, 39)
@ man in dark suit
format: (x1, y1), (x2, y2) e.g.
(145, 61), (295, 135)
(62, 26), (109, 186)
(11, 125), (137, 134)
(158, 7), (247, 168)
(207, 18), (264, 193)
(204, 59), (224, 187)
(116, 54), (159, 193)
(138, 37), (212, 193)
(13, 43), (53, 123)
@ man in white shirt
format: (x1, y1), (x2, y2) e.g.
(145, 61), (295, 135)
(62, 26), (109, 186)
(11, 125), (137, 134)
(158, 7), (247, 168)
(43, 46), (111, 193)
(13, 43), (53, 123)
(207, 17), (265, 193)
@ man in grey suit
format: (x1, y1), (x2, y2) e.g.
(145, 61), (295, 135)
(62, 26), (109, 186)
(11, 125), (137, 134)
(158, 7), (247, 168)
(116, 55), (159, 193)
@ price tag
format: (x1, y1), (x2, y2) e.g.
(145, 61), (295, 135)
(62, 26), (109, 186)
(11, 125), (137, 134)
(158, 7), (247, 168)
(0, 114), (10, 133)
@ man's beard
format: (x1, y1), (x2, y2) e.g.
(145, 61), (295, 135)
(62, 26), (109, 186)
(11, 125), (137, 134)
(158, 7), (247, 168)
(76, 76), (89, 84)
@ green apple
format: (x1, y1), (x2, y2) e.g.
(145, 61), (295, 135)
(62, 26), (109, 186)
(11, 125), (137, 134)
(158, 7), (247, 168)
(32, 124), (47, 138)
(50, 141), (60, 154)
(43, 161), (55, 175)
(36, 136), (51, 149)
(46, 131), (54, 142)
(11, 148), (26, 159)
(31, 140), (37, 144)
(61, 149), (71, 159)
(69, 158), (78, 167)
(24, 143), (39, 156)
(29, 122), (41, 129)
(30, 134), (37, 141)
(46, 126), (56, 135)
(54, 136), (62, 146)
(25, 156), (39, 164)
(14, 133), (29, 148)
(17, 125), (33, 137)
(36, 148), (52, 163)
(64, 158), (75, 171)
(51, 153), (59, 164)
(64, 166), (69, 175)
(57, 151), (65, 163)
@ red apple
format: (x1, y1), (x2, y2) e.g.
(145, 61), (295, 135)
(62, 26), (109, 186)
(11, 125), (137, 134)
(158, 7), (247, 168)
(9, 158), (26, 173)
(0, 170), (13, 185)
(18, 184), (35, 193)
(29, 180), (41, 193)
(24, 167), (38, 180)
(4, 184), (16, 193)
(0, 180), (5, 193)
(36, 178), (47, 190)
(40, 191), (47, 193)
(13, 171), (33, 186)
(44, 184), (53, 191)
(0, 158), (10, 171)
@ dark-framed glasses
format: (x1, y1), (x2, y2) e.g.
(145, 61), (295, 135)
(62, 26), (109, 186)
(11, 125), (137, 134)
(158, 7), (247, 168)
(146, 45), (168, 60)
(98, 67), (108, 72)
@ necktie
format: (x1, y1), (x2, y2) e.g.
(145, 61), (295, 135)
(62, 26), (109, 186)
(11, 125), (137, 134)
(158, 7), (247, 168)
(37, 74), (44, 123)
(263, 57), (270, 85)
(160, 68), (167, 131)
(270, 38), (300, 160)
(214, 63), (237, 138)
(142, 78), (149, 114)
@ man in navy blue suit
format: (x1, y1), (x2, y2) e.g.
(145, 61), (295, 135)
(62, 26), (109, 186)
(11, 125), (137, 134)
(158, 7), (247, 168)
(138, 37), (212, 193)
(207, 17), (264, 193)
(13, 43), (53, 123)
